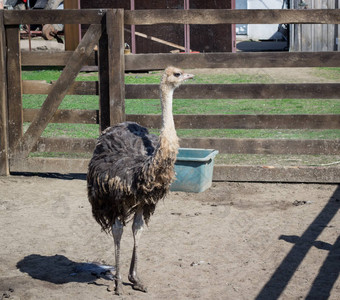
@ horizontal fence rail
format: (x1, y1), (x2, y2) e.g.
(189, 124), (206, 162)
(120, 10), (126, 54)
(31, 137), (340, 156)
(22, 81), (340, 99)
(127, 114), (340, 130)
(125, 83), (340, 99)
(124, 9), (340, 25)
(23, 110), (340, 130)
(21, 52), (340, 69)
(213, 165), (340, 183)
(4, 9), (340, 26)
(3, 9), (107, 25)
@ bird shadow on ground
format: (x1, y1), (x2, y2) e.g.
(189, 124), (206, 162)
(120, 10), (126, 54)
(16, 254), (114, 285)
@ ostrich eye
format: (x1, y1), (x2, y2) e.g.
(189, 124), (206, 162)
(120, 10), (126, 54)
(174, 72), (181, 77)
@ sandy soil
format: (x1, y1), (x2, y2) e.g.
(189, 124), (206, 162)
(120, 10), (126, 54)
(4, 38), (339, 299)
(0, 175), (339, 300)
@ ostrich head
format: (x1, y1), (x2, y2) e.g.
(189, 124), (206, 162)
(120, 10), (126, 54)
(160, 66), (194, 132)
(161, 66), (194, 89)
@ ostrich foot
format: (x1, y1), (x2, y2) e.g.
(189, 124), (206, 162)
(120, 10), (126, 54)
(128, 274), (147, 292)
(109, 278), (123, 295)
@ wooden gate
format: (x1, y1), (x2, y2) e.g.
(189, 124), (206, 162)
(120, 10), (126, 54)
(0, 9), (125, 175)
(1, 8), (340, 182)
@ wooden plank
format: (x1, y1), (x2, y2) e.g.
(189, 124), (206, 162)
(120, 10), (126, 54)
(125, 52), (340, 71)
(23, 81), (340, 100)
(126, 83), (340, 99)
(127, 114), (340, 129)
(22, 80), (53, 94)
(4, 9), (106, 25)
(7, 8), (338, 27)
(16, 23), (103, 158)
(124, 9), (340, 25)
(179, 138), (340, 155)
(21, 51), (340, 68)
(125, 28), (187, 51)
(108, 9), (125, 125)
(98, 11), (110, 131)
(23, 109), (98, 124)
(6, 25), (23, 154)
(9, 158), (340, 183)
(33, 137), (96, 153)
(29, 137), (340, 156)
(0, 12), (9, 175)
(213, 165), (340, 183)
(301, 23), (313, 51)
(10, 157), (90, 174)
(64, 0), (80, 51)
(21, 51), (96, 66)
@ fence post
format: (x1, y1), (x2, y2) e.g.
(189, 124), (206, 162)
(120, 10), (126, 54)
(6, 23), (23, 158)
(108, 9), (125, 126)
(0, 11), (9, 175)
(98, 9), (125, 131)
(98, 11), (111, 131)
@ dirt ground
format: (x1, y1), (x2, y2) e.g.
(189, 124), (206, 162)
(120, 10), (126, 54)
(0, 175), (339, 300)
(4, 38), (338, 299)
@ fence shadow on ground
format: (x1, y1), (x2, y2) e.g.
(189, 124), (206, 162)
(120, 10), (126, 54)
(11, 172), (87, 181)
(256, 185), (340, 300)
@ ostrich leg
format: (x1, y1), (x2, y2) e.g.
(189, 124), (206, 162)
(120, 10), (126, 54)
(112, 218), (124, 295)
(128, 209), (147, 292)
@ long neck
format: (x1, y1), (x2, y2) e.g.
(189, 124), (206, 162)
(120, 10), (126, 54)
(157, 83), (179, 158)
(139, 82), (179, 192)
(160, 85), (175, 132)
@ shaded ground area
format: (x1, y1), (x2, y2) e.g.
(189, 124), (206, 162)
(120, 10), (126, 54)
(0, 175), (339, 299)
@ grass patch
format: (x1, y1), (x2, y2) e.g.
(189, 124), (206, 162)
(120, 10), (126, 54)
(23, 96), (340, 115)
(22, 68), (340, 142)
(126, 98), (340, 115)
(23, 94), (99, 110)
(22, 68), (340, 167)
(124, 72), (271, 84)
(22, 68), (63, 81)
(316, 67), (340, 80)
(24, 123), (99, 139)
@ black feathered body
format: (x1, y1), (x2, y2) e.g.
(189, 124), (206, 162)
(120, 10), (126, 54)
(87, 122), (178, 232)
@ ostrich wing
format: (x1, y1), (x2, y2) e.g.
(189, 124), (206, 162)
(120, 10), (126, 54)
(89, 122), (158, 187)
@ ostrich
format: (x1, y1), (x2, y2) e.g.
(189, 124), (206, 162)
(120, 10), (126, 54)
(87, 66), (194, 295)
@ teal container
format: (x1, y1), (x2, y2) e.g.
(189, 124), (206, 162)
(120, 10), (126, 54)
(170, 148), (219, 193)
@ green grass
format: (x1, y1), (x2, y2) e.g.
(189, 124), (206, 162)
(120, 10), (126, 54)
(22, 69), (272, 84)
(126, 98), (340, 115)
(23, 94), (99, 110)
(29, 123), (99, 139)
(22, 68), (340, 142)
(22, 95), (340, 115)
(22, 67), (63, 81)
(316, 67), (340, 81)
(22, 123), (339, 140)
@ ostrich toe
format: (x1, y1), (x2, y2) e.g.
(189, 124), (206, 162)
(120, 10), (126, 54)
(128, 274), (147, 292)
(115, 279), (124, 295)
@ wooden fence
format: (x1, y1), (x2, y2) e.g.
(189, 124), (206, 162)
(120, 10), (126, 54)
(1, 9), (340, 182)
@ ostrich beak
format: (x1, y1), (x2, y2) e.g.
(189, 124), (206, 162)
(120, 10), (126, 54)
(183, 73), (194, 81)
